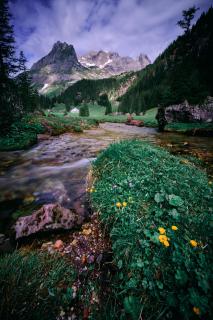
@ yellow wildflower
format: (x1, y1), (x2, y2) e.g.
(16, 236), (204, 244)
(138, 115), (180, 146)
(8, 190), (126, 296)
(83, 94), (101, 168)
(171, 225), (178, 231)
(209, 181), (212, 185)
(159, 235), (168, 243)
(193, 307), (200, 315)
(158, 227), (166, 234)
(163, 240), (170, 247)
(116, 202), (122, 208)
(90, 188), (94, 193)
(122, 202), (127, 207)
(190, 240), (198, 247)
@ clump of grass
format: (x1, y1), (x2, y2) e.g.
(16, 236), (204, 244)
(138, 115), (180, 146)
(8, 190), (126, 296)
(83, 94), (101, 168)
(91, 140), (212, 319)
(0, 251), (76, 320)
(166, 122), (213, 132)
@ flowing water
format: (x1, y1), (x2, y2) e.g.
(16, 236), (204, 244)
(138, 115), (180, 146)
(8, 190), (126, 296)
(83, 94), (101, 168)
(0, 123), (212, 235)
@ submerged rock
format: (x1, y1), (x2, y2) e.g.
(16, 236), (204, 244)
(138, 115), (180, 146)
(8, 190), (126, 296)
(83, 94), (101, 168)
(13, 203), (78, 239)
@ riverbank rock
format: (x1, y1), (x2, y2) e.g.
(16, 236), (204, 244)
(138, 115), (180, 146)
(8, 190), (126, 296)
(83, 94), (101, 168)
(126, 119), (144, 127)
(13, 203), (78, 239)
(164, 97), (213, 123)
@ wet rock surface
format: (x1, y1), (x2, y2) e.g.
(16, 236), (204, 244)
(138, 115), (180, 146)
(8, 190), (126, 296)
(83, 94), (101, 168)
(14, 203), (79, 239)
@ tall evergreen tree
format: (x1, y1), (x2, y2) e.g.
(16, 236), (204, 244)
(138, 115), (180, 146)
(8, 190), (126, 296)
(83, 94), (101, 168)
(177, 6), (199, 33)
(0, 0), (17, 79)
(0, 0), (22, 134)
(17, 50), (37, 112)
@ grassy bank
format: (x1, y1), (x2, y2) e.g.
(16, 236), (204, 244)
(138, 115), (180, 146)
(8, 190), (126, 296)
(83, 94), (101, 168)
(90, 140), (212, 319)
(166, 122), (213, 134)
(0, 114), (98, 151)
(0, 251), (76, 320)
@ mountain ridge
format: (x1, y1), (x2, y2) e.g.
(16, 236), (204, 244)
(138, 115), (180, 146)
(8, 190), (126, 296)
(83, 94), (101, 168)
(29, 41), (150, 95)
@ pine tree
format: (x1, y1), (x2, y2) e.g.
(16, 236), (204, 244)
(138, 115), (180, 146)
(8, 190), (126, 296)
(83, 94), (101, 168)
(0, 0), (22, 134)
(177, 6), (199, 33)
(105, 101), (112, 115)
(17, 51), (37, 112)
(0, 0), (17, 79)
(79, 104), (89, 117)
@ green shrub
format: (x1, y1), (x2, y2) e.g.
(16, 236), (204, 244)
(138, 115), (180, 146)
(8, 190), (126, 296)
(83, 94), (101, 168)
(73, 125), (83, 133)
(79, 104), (90, 117)
(0, 251), (76, 320)
(91, 140), (213, 319)
(0, 131), (37, 151)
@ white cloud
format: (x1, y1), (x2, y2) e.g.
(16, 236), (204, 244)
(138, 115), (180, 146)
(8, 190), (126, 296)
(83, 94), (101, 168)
(10, 0), (212, 67)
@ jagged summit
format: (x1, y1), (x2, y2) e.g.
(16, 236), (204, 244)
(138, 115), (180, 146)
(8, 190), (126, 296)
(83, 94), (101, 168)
(79, 50), (151, 72)
(31, 41), (82, 72)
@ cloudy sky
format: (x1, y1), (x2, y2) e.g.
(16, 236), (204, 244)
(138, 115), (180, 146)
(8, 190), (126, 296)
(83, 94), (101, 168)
(10, 0), (212, 67)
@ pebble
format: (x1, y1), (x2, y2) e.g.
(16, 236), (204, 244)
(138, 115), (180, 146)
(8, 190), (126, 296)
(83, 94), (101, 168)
(53, 240), (64, 249)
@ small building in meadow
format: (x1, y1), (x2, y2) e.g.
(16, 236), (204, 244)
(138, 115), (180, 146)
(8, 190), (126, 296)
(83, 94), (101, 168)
(70, 107), (79, 114)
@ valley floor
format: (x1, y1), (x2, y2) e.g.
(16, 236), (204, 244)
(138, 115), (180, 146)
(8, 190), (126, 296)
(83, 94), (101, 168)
(1, 105), (212, 152)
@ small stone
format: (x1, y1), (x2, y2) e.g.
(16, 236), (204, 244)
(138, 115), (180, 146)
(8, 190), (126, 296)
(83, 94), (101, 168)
(96, 253), (103, 264)
(71, 239), (78, 246)
(54, 240), (64, 249)
(81, 254), (87, 264)
(87, 255), (95, 264)
(82, 228), (92, 236)
(47, 247), (55, 254)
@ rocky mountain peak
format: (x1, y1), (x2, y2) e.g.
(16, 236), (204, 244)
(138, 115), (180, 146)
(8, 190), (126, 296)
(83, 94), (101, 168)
(31, 41), (81, 71)
(138, 53), (151, 67)
(79, 50), (151, 72)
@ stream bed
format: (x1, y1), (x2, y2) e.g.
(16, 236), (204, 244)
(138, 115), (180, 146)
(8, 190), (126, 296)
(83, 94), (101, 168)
(0, 122), (212, 237)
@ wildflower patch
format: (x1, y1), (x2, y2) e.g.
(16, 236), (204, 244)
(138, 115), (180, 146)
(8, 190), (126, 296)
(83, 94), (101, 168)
(91, 140), (212, 319)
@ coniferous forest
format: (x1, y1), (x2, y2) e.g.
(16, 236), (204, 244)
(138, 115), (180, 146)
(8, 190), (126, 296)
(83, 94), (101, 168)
(119, 7), (213, 113)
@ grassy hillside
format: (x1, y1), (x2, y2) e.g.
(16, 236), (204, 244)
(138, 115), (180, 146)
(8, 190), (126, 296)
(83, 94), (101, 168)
(119, 7), (213, 114)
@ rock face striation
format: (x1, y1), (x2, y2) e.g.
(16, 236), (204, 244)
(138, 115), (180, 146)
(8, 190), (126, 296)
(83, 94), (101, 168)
(13, 203), (79, 239)
(29, 41), (150, 94)
(164, 97), (213, 123)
